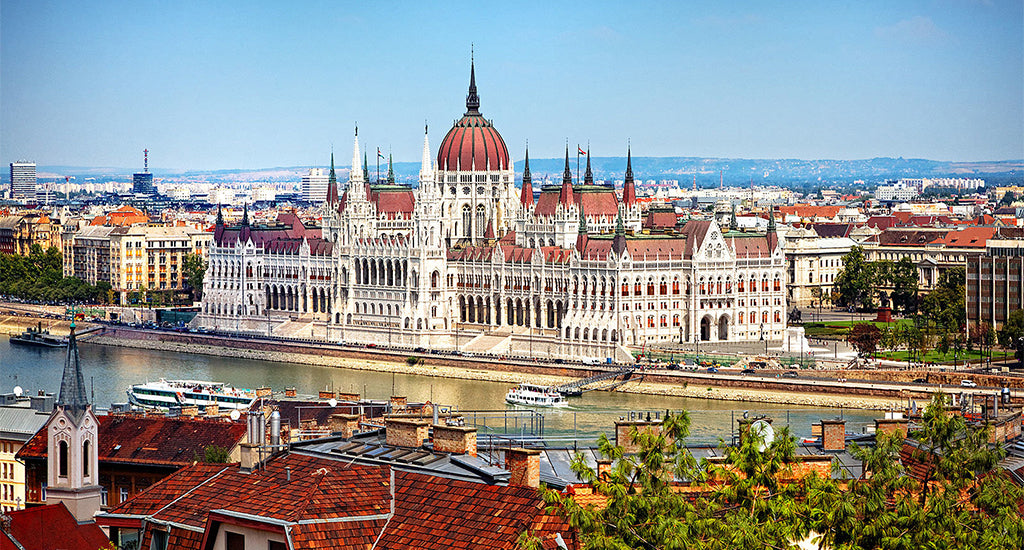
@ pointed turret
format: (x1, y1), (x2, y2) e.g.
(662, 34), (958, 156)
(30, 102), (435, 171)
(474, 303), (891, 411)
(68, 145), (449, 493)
(419, 123), (432, 178)
(559, 146), (574, 208)
(242, 203), (249, 226)
(583, 147), (593, 185)
(57, 323), (89, 419)
(350, 126), (363, 183)
(622, 147), (637, 206)
(729, 204), (738, 231)
(465, 50), (480, 115)
(484, 218), (495, 240)
(363, 152), (369, 184)
(766, 205), (779, 250)
(239, 204), (251, 243)
(520, 147), (534, 207)
(387, 153), (395, 185)
(326, 151), (339, 205)
(612, 212), (627, 255)
(216, 204), (224, 226)
(214, 205), (224, 243)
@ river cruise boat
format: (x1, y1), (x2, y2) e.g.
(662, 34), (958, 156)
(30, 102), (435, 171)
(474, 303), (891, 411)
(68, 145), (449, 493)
(505, 383), (569, 408)
(127, 379), (258, 411)
(9, 323), (67, 348)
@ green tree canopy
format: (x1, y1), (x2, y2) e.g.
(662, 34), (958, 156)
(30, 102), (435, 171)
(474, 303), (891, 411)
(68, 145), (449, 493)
(182, 252), (208, 301)
(834, 246), (876, 310)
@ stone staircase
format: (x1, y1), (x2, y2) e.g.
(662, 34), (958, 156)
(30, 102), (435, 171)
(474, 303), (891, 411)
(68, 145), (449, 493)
(461, 332), (513, 355)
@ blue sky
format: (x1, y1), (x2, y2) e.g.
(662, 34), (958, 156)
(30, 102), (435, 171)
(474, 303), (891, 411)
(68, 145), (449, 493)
(2, 1), (1021, 170)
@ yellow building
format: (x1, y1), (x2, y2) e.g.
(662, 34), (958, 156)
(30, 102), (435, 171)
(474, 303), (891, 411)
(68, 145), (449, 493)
(63, 224), (212, 304)
(0, 400), (51, 512)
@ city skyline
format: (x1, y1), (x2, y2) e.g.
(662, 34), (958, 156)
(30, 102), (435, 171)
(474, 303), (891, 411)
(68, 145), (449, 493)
(2, 1), (1022, 171)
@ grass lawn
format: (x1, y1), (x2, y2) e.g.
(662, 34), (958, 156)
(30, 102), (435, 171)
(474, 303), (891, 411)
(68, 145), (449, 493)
(873, 348), (1013, 365)
(801, 319), (914, 339)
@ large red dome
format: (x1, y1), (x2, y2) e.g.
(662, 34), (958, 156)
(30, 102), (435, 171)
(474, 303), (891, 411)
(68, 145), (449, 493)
(436, 60), (510, 172)
(437, 114), (510, 171)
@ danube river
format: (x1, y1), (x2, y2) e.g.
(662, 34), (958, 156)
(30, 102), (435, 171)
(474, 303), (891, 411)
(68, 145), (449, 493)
(1, 335), (878, 444)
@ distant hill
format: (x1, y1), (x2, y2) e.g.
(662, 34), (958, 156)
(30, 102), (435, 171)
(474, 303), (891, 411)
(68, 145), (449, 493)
(31, 157), (1023, 188)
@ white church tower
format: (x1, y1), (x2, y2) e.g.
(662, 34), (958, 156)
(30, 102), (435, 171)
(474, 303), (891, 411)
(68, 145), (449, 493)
(44, 322), (101, 521)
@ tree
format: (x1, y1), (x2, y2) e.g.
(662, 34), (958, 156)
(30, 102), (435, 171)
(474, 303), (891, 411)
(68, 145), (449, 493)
(529, 396), (1024, 550)
(999, 309), (1024, 367)
(834, 246), (875, 310)
(182, 252), (208, 301)
(847, 322), (882, 356)
(888, 257), (919, 314)
(999, 190), (1016, 207)
(202, 445), (231, 463)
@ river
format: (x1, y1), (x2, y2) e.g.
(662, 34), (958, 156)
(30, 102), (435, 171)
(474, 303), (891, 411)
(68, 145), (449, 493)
(0, 335), (879, 444)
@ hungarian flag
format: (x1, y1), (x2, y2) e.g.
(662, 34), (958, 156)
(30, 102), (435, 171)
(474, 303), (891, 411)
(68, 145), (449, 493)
(377, 148), (385, 160)
(578, 146), (587, 156)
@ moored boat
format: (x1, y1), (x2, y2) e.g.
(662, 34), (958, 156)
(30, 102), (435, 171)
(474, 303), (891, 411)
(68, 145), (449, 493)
(127, 379), (258, 411)
(9, 322), (67, 348)
(505, 383), (569, 408)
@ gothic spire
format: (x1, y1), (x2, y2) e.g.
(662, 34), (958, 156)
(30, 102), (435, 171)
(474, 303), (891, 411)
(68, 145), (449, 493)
(767, 205), (776, 232)
(242, 203), (249, 226)
(326, 151), (339, 205)
(329, 151), (337, 185)
(583, 147), (593, 185)
(612, 212), (627, 255)
(520, 146), (533, 206)
(363, 152), (369, 184)
(578, 204), (588, 234)
(216, 204), (223, 226)
(387, 153), (395, 184)
(559, 145), (574, 207)
(465, 49), (480, 115)
(729, 204), (738, 231)
(623, 146), (637, 206)
(57, 323), (89, 419)
(420, 123), (432, 177)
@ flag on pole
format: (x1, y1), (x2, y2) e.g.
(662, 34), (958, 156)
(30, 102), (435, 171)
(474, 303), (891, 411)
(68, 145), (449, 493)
(578, 146), (587, 156)
(377, 148), (385, 160)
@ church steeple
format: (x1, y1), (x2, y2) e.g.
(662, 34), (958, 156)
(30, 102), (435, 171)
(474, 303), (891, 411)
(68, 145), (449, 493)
(520, 146), (533, 207)
(57, 323), (88, 419)
(465, 49), (480, 115)
(326, 151), (339, 205)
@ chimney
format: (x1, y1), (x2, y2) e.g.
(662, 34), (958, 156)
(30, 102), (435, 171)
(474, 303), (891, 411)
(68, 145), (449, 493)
(239, 443), (259, 473)
(821, 419), (846, 451)
(874, 418), (909, 439)
(389, 396), (408, 412)
(330, 413), (360, 438)
(205, 403), (219, 417)
(255, 386), (272, 398)
(506, 448), (541, 488)
(180, 405), (199, 417)
(318, 390), (335, 400)
(596, 459), (612, 481)
(432, 424), (477, 456)
(337, 392), (360, 402)
(386, 417), (429, 448)
(284, 387), (297, 398)
(614, 419), (665, 454)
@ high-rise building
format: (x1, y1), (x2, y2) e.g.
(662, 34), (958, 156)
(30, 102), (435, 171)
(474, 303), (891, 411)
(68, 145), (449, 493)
(132, 149), (156, 194)
(9, 161), (37, 200)
(301, 168), (330, 203)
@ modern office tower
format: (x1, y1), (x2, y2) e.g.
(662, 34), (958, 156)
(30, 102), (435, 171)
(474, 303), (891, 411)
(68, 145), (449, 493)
(9, 161), (37, 200)
(301, 168), (329, 203)
(132, 149), (156, 194)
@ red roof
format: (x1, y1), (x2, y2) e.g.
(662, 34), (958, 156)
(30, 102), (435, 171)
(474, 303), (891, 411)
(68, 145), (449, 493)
(2, 503), (109, 550)
(101, 453), (577, 550)
(437, 114), (510, 171)
(778, 205), (842, 220)
(18, 415), (246, 467)
(937, 227), (997, 248)
(369, 188), (415, 218)
(534, 186), (621, 218)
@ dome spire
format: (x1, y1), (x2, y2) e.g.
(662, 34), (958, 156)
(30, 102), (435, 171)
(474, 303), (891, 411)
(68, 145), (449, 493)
(465, 46), (480, 115)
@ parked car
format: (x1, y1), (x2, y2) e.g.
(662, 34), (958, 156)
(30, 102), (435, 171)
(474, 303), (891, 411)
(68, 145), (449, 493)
(782, 371), (799, 378)
(912, 378), (927, 384)
(706, 367), (719, 374)
(741, 368), (756, 374)
(960, 379), (977, 388)
(666, 363), (680, 370)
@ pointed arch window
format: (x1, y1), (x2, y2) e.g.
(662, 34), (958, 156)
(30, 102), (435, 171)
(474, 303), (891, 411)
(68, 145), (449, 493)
(58, 441), (68, 478)
(476, 204), (486, 237)
(83, 440), (91, 477)
(462, 205), (472, 237)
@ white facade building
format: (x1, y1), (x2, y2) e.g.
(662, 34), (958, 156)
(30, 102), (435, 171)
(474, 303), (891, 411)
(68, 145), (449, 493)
(195, 63), (788, 360)
(301, 168), (330, 203)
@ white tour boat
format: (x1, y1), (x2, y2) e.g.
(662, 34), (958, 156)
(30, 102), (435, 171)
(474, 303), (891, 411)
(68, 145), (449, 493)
(127, 379), (258, 411)
(505, 383), (569, 408)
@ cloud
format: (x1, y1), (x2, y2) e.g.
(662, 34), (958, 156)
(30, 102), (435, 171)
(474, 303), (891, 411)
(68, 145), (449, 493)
(874, 16), (950, 45)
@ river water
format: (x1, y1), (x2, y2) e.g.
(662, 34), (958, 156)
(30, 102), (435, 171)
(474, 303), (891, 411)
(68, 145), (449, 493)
(0, 335), (878, 444)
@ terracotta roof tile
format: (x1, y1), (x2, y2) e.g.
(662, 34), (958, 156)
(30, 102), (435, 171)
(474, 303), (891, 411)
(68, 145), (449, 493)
(4, 503), (109, 550)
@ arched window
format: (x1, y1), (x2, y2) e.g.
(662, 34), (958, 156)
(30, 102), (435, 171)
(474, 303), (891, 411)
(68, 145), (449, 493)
(83, 440), (90, 477)
(476, 204), (486, 236)
(58, 441), (68, 477)
(462, 205), (472, 237)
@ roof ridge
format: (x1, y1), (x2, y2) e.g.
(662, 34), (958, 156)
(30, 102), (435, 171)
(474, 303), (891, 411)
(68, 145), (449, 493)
(293, 470), (331, 521)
